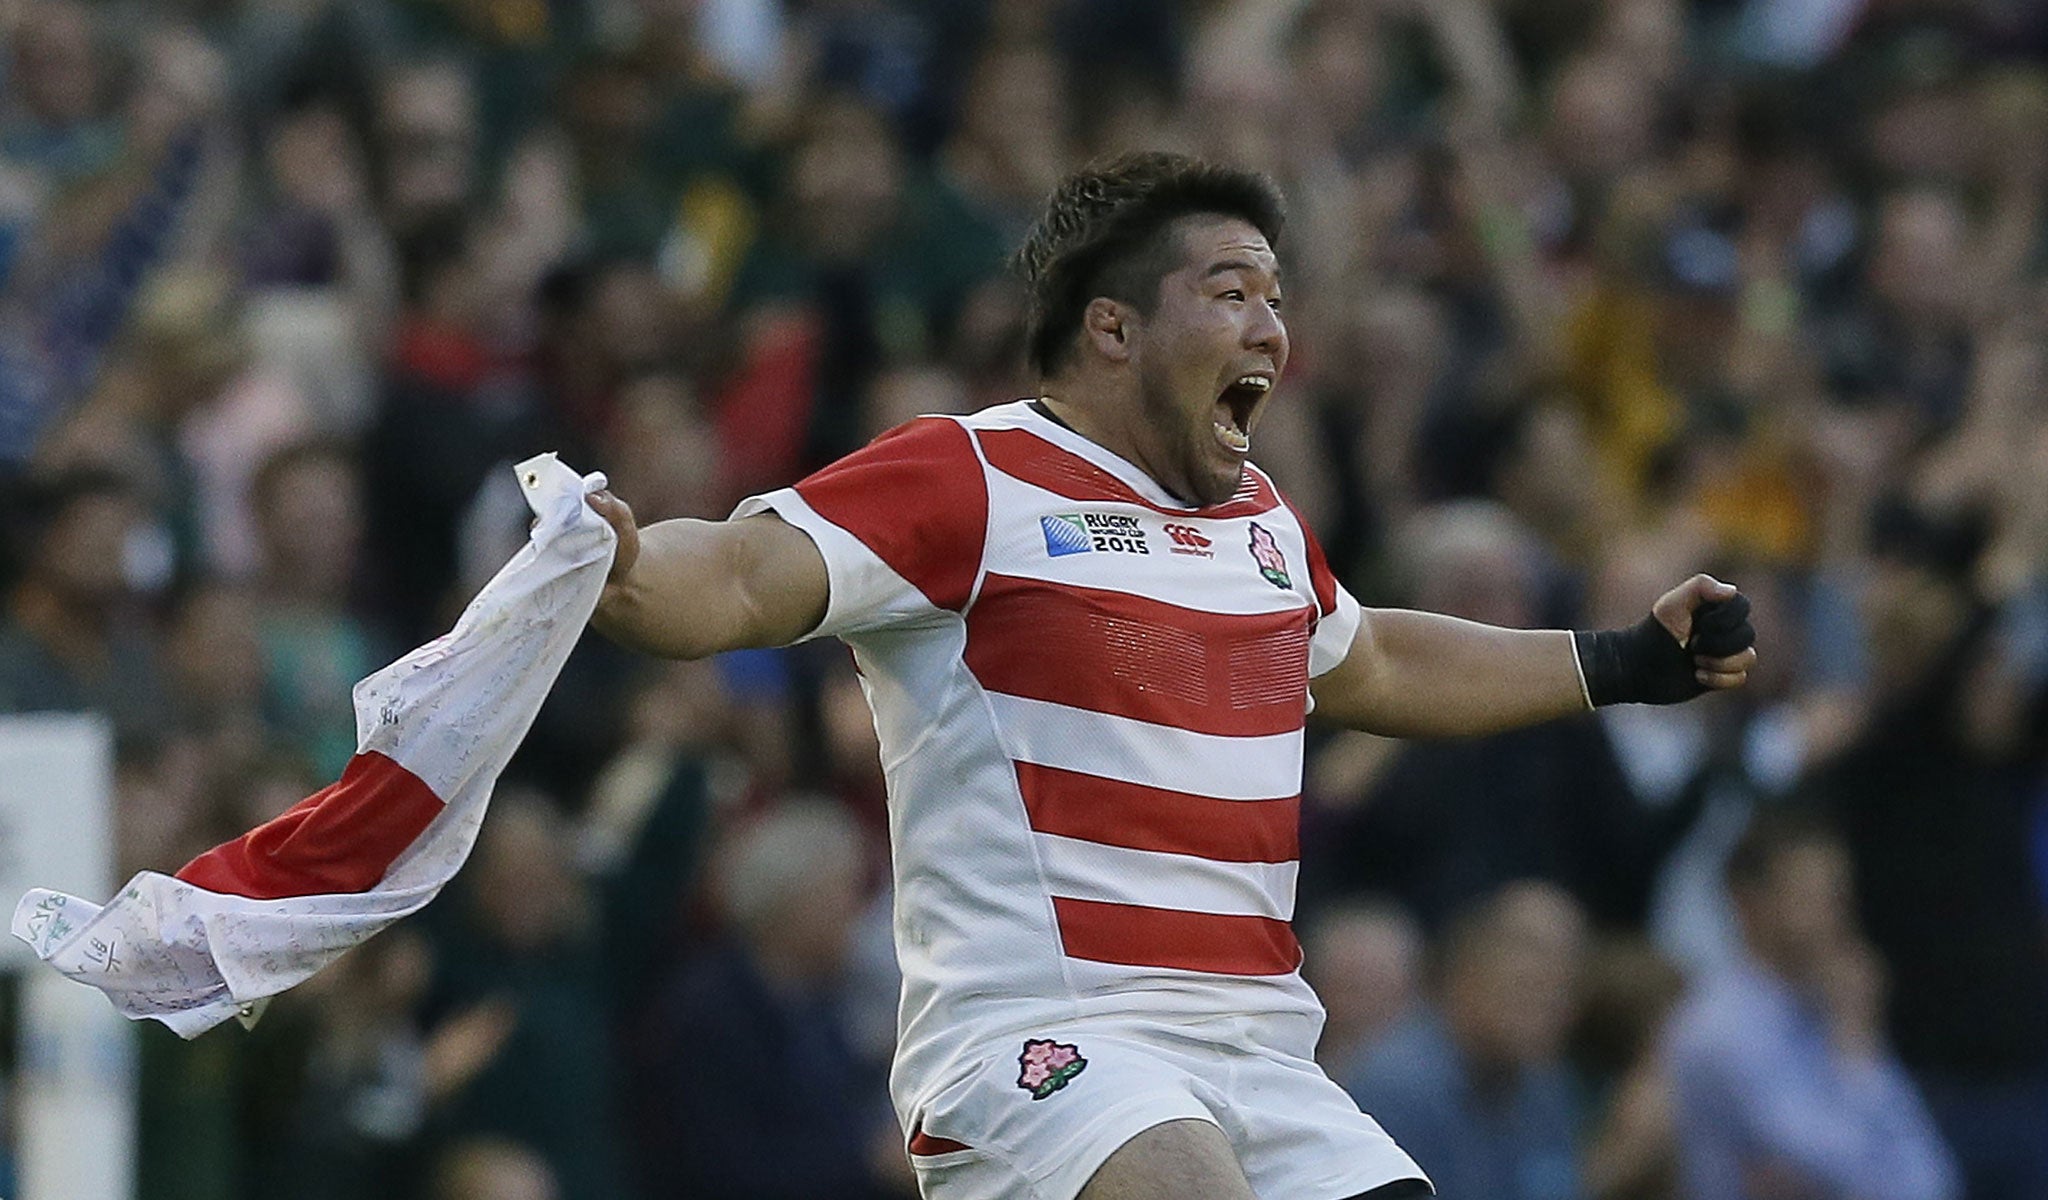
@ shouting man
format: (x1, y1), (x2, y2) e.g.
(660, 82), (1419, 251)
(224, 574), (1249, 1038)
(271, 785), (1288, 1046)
(588, 153), (1756, 1200)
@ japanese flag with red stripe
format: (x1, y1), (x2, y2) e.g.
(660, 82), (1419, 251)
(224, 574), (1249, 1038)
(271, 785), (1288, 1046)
(10, 453), (615, 1037)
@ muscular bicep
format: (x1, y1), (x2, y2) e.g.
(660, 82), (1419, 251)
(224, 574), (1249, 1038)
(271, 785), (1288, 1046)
(1308, 611), (1390, 732)
(721, 512), (833, 647)
(595, 513), (830, 659)
(1309, 608), (1587, 738)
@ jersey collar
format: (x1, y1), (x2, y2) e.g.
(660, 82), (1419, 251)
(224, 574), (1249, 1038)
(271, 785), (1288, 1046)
(1014, 398), (1209, 513)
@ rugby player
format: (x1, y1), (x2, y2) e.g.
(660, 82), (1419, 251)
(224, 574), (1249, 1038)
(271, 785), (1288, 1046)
(587, 153), (1756, 1200)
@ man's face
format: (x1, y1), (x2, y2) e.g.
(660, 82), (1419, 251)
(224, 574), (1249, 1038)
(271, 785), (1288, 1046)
(1743, 841), (1857, 972)
(1444, 885), (1587, 1069)
(38, 493), (137, 608)
(260, 456), (362, 601)
(1125, 216), (1288, 506)
(16, 2), (98, 127)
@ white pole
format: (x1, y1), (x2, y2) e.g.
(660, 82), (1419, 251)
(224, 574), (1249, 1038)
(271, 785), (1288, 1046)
(0, 715), (133, 1200)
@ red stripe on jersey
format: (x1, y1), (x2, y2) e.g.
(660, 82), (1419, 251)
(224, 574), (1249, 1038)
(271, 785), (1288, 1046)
(1017, 762), (1299, 863)
(795, 417), (987, 611)
(1279, 491), (1339, 618)
(1053, 896), (1303, 976)
(966, 573), (1311, 737)
(975, 427), (1279, 519)
(907, 1127), (972, 1156)
(177, 751), (444, 900)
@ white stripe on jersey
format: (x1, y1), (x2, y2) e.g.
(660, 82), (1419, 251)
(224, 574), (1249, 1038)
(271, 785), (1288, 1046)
(984, 691), (1303, 800)
(1033, 832), (1299, 920)
(977, 470), (1307, 617)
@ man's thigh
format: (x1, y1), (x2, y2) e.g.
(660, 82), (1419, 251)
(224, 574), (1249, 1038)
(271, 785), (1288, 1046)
(1077, 1118), (1257, 1200)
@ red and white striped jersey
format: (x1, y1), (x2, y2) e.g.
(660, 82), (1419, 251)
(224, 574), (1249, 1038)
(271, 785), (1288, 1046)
(735, 400), (1362, 1111)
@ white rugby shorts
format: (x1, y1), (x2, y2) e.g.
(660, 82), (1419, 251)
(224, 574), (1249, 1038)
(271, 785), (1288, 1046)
(904, 1022), (1430, 1200)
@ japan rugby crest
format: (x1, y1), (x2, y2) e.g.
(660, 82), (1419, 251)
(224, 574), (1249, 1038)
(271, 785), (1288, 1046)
(1247, 521), (1291, 589)
(1016, 1038), (1087, 1100)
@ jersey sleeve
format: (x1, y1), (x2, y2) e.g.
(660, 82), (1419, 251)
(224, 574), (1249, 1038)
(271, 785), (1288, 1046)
(1288, 499), (1361, 678)
(731, 416), (988, 640)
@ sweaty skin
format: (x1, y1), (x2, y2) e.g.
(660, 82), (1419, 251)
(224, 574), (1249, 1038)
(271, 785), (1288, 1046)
(1078, 1120), (1258, 1200)
(1038, 216), (1286, 509)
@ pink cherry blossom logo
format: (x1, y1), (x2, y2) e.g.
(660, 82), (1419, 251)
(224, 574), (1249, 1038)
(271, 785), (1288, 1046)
(1248, 522), (1291, 589)
(1016, 1038), (1087, 1100)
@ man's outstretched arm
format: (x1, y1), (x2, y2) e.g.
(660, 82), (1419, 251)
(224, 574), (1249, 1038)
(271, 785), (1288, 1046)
(585, 491), (829, 659)
(1309, 574), (1756, 737)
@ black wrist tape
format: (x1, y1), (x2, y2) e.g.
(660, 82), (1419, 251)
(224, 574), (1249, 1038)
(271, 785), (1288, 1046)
(1575, 595), (1753, 707)
(1688, 594), (1756, 660)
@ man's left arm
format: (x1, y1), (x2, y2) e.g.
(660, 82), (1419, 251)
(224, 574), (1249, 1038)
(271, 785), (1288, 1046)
(1309, 574), (1757, 737)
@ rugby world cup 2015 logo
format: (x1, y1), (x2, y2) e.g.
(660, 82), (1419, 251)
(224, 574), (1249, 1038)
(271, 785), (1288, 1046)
(1041, 514), (1093, 557)
(1017, 1038), (1087, 1100)
(1041, 512), (1150, 557)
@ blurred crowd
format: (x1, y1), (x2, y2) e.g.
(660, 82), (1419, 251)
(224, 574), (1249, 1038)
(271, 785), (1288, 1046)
(2, 0), (2047, 1197)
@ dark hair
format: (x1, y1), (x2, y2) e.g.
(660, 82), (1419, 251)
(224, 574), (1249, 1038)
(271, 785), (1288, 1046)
(1013, 152), (1285, 378)
(1724, 805), (1841, 893)
(0, 466), (137, 591)
(1868, 493), (1991, 585)
(9, 466), (137, 536)
(1430, 879), (1581, 985)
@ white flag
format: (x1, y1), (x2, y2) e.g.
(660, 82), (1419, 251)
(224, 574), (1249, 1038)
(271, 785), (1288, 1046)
(12, 453), (615, 1037)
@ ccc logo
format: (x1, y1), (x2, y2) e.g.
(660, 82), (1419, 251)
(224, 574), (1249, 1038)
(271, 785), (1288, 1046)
(1163, 524), (1212, 549)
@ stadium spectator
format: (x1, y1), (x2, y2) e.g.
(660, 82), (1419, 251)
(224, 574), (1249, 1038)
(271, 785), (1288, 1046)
(717, 92), (1002, 490)
(239, 930), (438, 1200)
(593, 369), (719, 524)
(161, 579), (266, 758)
(1, 0), (117, 192)
(1573, 938), (1688, 1200)
(250, 440), (382, 778)
(1303, 899), (1426, 1078)
(1798, 503), (2048, 1200)
(630, 797), (900, 1200)
(1664, 808), (1959, 1200)
(1344, 881), (1592, 1200)
(578, 655), (733, 1010)
(424, 791), (635, 1200)
(0, 467), (170, 736)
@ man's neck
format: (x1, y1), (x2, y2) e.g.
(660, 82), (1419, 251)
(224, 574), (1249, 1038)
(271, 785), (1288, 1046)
(1036, 383), (1122, 450)
(1028, 397), (1073, 432)
(1035, 382), (1194, 506)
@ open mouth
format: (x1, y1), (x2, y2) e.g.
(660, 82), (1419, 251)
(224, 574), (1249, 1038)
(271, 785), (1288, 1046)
(1212, 374), (1271, 455)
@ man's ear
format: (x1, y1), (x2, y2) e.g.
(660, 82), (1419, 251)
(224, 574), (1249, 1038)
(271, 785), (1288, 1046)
(1082, 298), (1133, 363)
